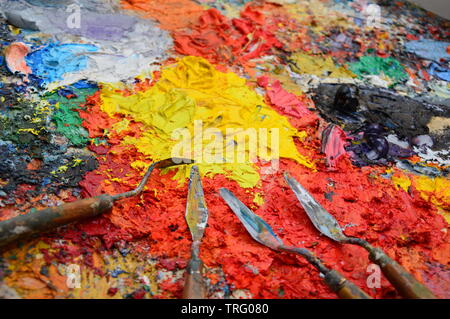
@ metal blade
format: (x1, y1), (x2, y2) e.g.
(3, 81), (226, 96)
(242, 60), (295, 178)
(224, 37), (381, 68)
(219, 188), (283, 250)
(284, 173), (348, 242)
(112, 157), (194, 201)
(186, 165), (208, 242)
(155, 157), (195, 169)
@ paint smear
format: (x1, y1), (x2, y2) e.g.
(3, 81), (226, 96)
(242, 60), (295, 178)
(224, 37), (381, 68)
(100, 56), (314, 188)
(121, 0), (205, 31)
(257, 76), (312, 119)
(4, 42), (32, 77)
(25, 43), (98, 86)
(349, 56), (409, 83)
(321, 124), (349, 170)
(289, 52), (356, 78)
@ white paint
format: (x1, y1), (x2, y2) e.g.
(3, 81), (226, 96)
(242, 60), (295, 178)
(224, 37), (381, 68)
(0, 0), (173, 88)
(12, 225), (29, 234)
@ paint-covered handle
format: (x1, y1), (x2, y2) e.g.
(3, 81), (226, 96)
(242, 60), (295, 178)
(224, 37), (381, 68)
(283, 246), (371, 299)
(182, 258), (207, 299)
(369, 247), (436, 299)
(0, 195), (114, 248)
(324, 270), (372, 299)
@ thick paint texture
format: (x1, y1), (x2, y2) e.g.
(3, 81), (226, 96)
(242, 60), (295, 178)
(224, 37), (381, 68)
(100, 56), (313, 188)
(73, 86), (449, 299)
(173, 7), (282, 68)
(405, 39), (450, 62)
(321, 124), (348, 170)
(2, 0), (173, 88)
(122, 0), (204, 31)
(349, 56), (408, 83)
(289, 52), (356, 78)
(25, 43), (98, 86)
(257, 75), (312, 119)
(47, 87), (98, 146)
(4, 42), (31, 76)
(73, 136), (450, 299)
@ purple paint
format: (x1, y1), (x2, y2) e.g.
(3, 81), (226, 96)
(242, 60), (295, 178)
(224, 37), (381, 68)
(49, 11), (137, 41)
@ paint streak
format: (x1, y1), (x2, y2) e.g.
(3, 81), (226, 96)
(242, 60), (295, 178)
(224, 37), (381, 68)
(71, 84), (449, 298)
(257, 76), (312, 119)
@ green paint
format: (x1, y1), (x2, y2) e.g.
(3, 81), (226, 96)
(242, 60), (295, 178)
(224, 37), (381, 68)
(92, 137), (108, 146)
(349, 56), (408, 83)
(47, 88), (97, 146)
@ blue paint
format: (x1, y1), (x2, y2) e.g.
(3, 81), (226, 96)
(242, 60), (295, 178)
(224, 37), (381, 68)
(405, 39), (450, 62)
(72, 80), (97, 89)
(110, 268), (128, 278)
(41, 177), (51, 187)
(428, 62), (450, 82)
(25, 42), (98, 86)
(353, 17), (363, 27)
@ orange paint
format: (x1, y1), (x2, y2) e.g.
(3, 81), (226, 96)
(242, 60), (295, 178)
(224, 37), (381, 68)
(4, 42), (32, 77)
(121, 0), (204, 31)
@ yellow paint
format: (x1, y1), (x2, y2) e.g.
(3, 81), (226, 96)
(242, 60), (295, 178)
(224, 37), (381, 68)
(111, 118), (131, 134)
(100, 56), (314, 188)
(427, 116), (450, 134)
(253, 192), (265, 206)
(8, 25), (22, 35)
(71, 253), (159, 299)
(413, 175), (450, 224)
(392, 175), (411, 192)
(18, 128), (43, 135)
(290, 53), (356, 78)
(71, 158), (83, 167)
(51, 165), (68, 175)
(131, 160), (150, 172)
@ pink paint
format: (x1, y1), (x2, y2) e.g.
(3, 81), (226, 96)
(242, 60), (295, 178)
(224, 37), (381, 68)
(257, 76), (311, 118)
(5, 42), (32, 79)
(321, 124), (349, 170)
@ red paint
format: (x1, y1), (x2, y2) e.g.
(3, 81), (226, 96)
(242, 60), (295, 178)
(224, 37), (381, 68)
(107, 287), (118, 296)
(56, 75), (448, 299)
(70, 129), (448, 299)
(257, 76), (319, 130)
(257, 76), (311, 118)
(173, 7), (282, 68)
